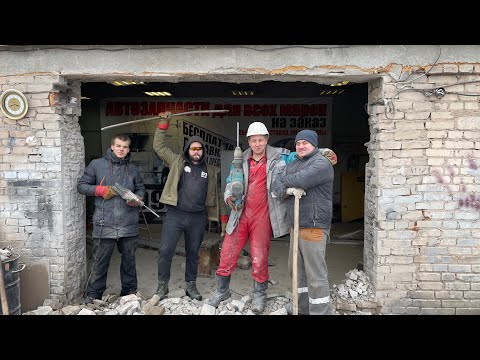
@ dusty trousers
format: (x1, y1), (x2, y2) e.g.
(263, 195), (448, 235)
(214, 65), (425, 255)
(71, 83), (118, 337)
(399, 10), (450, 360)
(87, 236), (138, 299)
(157, 207), (207, 282)
(216, 206), (272, 283)
(288, 228), (332, 315)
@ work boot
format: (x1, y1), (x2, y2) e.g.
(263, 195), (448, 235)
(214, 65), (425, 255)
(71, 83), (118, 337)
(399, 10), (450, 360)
(120, 289), (137, 297)
(186, 281), (202, 301)
(80, 296), (95, 305)
(156, 281), (169, 300)
(206, 275), (231, 308)
(251, 280), (268, 314)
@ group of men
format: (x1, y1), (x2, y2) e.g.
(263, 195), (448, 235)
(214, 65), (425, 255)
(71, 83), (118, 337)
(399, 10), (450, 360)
(77, 112), (337, 315)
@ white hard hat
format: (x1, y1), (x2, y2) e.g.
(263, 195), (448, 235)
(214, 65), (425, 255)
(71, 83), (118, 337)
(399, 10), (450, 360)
(246, 122), (269, 137)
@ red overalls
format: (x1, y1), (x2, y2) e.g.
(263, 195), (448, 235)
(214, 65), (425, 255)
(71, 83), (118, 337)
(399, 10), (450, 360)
(216, 154), (272, 283)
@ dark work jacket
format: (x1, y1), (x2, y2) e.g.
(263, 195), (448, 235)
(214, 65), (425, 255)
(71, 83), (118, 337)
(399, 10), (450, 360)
(77, 148), (145, 239)
(272, 148), (333, 229)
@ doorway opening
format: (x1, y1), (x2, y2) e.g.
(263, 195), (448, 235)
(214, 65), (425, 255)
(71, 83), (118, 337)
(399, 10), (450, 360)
(78, 79), (370, 298)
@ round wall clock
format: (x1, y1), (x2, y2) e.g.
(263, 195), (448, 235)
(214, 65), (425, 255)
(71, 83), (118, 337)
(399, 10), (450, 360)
(0, 89), (29, 120)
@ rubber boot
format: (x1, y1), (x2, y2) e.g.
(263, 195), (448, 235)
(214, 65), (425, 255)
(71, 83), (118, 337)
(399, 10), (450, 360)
(206, 275), (231, 308)
(251, 280), (268, 314)
(156, 280), (169, 300)
(186, 281), (202, 301)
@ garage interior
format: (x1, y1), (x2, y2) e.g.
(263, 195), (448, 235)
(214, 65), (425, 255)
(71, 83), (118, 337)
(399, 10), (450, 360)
(78, 80), (369, 300)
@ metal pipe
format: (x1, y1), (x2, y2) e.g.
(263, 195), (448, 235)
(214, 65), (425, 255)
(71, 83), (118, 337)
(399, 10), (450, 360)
(101, 109), (229, 131)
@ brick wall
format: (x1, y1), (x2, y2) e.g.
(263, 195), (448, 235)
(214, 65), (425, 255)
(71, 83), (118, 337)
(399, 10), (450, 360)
(365, 64), (480, 314)
(0, 75), (86, 303)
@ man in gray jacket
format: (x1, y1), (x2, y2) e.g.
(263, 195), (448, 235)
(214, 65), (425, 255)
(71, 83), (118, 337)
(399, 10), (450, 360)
(77, 134), (145, 304)
(272, 129), (334, 315)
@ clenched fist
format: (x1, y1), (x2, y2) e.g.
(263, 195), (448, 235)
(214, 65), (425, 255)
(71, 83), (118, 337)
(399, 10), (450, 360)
(158, 111), (173, 130)
(95, 185), (117, 200)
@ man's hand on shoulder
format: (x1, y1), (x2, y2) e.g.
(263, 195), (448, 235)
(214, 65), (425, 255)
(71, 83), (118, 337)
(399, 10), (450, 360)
(321, 148), (337, 165)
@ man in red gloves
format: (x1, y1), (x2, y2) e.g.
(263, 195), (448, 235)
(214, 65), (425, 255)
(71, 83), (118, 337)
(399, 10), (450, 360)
(153, 112), (228, 301)
(77, 134), (145, 304)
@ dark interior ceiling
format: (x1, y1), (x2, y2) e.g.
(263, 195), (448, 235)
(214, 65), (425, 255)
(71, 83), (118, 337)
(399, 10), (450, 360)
(81, 81), (365, 99)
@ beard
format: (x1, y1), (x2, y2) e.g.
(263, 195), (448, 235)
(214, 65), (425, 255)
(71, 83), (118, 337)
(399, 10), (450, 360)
(189, 153), (203, 163)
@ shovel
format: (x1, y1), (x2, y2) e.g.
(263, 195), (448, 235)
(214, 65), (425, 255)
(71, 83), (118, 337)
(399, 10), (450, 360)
(286, 188), (305, 315)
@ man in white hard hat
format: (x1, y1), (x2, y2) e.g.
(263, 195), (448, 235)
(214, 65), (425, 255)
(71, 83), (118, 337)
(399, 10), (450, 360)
(207, 122), (337, 313)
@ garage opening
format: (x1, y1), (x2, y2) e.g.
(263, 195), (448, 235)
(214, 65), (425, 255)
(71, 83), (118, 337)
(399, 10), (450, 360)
(78, 80), (370, 300)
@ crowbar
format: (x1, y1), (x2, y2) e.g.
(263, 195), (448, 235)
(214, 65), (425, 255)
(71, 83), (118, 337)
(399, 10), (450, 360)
(101, 109), (229, 131)
(286, 187), (305, 316)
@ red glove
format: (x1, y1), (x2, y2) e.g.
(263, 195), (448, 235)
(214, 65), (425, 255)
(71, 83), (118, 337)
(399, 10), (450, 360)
(95, 186), (116, 200)
(220, 215), (228, 237)
(157, 111), (172, 130)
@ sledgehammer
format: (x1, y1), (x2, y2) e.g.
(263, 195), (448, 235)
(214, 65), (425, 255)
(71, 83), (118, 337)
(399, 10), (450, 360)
(286, 187), (305, 316)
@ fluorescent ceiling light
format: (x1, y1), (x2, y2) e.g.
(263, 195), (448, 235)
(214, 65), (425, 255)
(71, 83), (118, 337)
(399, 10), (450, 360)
(111, 81), (145, 86)
(144, 91), (172, 96)
(319, 89), (345, 95)
(329, 81), (349, 87)
(232, 90), (255, 96)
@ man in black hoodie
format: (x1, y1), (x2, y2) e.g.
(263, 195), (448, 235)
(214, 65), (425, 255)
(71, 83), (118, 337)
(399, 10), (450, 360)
(152, 112), (227, 301)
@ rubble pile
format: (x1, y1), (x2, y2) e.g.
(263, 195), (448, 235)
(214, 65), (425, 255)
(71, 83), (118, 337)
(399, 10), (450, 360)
(22, 269), (379, 315)
(23, 293), (165, 315)
(23, 291), (292, 315)
(331, 269), (378, 315)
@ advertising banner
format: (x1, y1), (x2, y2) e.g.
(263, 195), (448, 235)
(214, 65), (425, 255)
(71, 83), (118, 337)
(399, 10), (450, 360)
(100, 97), (332, 217)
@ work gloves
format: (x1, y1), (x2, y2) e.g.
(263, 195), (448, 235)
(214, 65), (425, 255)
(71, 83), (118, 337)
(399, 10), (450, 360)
(95, 185), (117, 200)
(157, 111), (172, 130)
(226, 196), (243, 211)
(286, 188), (306, 197)
(220, 215), (228, 237)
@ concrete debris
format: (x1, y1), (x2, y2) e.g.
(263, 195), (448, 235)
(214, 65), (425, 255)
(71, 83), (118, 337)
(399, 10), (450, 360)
(22, 290), (292, 315)
(78, 308), (96, 315)
(331, 269), (378, 315)
(22, 269), (378, 315)
(42, 298), (63, 310)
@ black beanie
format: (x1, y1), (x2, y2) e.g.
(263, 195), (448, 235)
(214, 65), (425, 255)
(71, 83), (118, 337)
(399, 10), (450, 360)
(295, 130), (318, 147)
